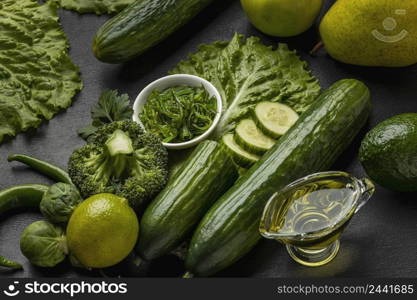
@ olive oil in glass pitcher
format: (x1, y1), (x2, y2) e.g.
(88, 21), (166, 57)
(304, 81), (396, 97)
(260, 171), (375, 267)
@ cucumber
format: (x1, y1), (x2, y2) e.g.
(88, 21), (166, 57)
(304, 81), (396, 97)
(222, 134), (260, 168)
(136, 141), (238, 261)
(185, 79), (371, 276)
(93, 0), (214, 63)
(235, 119), (276, 155)
(254, 102), (299, 138)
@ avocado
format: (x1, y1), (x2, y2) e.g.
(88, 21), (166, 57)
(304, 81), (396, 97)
(360, 113), (417, 191)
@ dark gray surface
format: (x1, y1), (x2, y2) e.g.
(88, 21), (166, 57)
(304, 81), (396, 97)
(1, 0), (417, 278)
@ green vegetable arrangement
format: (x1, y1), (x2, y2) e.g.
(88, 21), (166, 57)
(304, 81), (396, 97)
(0, 156), (75, 269)
(170, 34), (321, 139)
(68, 120), (169, 211)
(185, 79), (371, 277)
(3, 149), (148, 269)
(0, 0), (82, 145)
(140, 86), (217, 143)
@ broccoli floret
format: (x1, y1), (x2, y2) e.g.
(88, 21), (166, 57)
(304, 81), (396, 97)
(68, 120), (168, 210)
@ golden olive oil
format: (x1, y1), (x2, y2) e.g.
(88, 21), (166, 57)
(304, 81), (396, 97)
(260, 179), (356, 248)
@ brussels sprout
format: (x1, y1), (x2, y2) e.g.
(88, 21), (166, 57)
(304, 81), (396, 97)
(20, 221), (68, 267)
(40, 183), (82, 224)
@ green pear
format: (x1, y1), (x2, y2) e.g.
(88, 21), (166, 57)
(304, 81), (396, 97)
(320, 0), (417, 67)
(241, 0), (324, 37)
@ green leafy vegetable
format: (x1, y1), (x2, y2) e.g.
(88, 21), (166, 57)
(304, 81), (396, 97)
(78, 90), (133, 141)
(170, 34), (321, 139)
(0, 0), (82, 144)
(20, 221), (68, 267)
(69, 120), (169, 211)
(40, 183), (83, 224)
(51, 0), (135, 14)
(140, 86), (217, 143)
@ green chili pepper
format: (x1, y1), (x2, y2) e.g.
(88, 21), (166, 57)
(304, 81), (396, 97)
(8, 154), (72, 184)
(0, 184), (49, 214)
(0, 256), (22, 269)
(0, 184), (49, 270)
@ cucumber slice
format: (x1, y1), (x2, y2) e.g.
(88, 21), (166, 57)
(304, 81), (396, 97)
(222, 134), (260, 168)
(254, 102), (299, 138)
(235, 119), (276, 155)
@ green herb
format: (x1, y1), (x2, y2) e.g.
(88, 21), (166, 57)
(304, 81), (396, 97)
(140, 86), (217, 143)
(167, 34), (321, 173)
(78, 90), (133, 141)
(0, 0), (82, 144)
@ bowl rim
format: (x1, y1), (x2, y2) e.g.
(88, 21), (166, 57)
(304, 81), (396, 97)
(132, 74), (223, 149)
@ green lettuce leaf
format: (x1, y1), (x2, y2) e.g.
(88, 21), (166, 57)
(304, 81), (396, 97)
(0, 0), (82, 144)
(51, 0), (135, 14)
(170, 34), (321, 139)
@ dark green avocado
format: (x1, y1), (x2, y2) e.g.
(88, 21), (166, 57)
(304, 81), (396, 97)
(359, 113), (417, 192)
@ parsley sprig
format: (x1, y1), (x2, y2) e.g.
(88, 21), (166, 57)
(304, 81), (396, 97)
(78, 90), (133, 141)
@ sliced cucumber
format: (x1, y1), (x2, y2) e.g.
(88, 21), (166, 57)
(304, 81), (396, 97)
(235, 119), (276, 155)
(222, 134), (260, 168)
(254, 102), (299, 138)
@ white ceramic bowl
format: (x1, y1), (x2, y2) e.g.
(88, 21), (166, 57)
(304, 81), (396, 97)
(133, 74), (222, 150)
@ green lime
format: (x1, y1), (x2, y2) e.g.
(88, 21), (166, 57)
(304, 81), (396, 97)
(67, 193), (139, 268)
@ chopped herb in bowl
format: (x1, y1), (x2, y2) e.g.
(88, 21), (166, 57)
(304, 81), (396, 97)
(139, 86), (217, 143)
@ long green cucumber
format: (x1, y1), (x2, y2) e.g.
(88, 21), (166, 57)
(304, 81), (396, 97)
(93, 0), (214, 63)
(136, 140), (238, 261)
(184, 79), (371, 276)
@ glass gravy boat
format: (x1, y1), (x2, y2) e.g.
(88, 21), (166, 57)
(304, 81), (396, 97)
(260, 171), (375, 267)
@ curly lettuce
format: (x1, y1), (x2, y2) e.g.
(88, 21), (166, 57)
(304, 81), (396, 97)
(170, 34), (321, 139)
(51, 0), (135, 14)
(0, 0), (82, 144)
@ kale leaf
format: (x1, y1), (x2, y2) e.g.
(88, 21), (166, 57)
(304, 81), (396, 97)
(0, 0), (82, 144)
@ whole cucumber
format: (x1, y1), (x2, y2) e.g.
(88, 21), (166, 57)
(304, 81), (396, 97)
(93, 0), (214, 63)
(137, 141), (238, 260)
(185, 79), (371, 276)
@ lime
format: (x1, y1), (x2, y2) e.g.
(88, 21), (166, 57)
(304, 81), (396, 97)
(66, 193), (139, 268)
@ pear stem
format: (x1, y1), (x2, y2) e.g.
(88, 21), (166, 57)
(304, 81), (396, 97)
(310, 41), (324, 56)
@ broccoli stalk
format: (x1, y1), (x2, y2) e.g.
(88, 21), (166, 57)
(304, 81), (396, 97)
(68, 121), (168, 211)
(105, 129), (134, 178)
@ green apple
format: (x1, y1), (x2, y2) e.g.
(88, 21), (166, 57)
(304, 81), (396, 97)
(241, 0), (324, 37)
